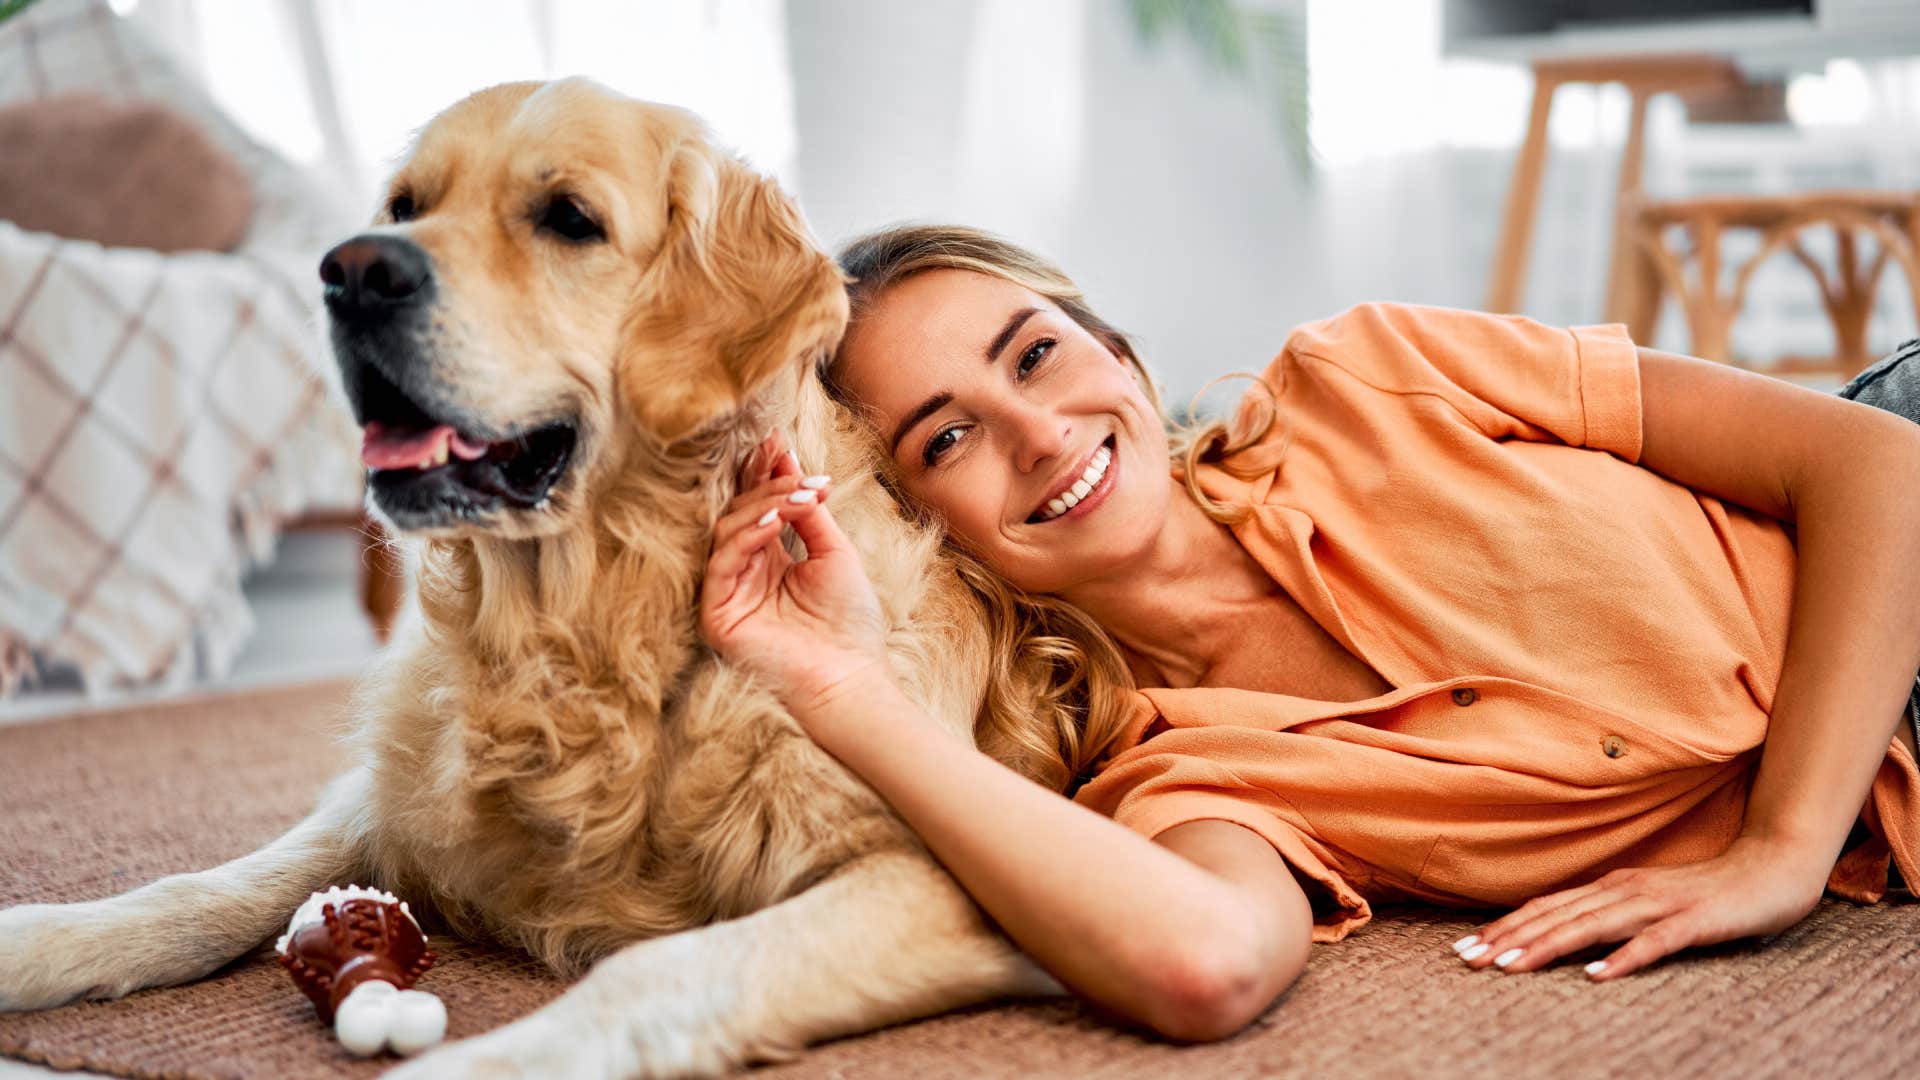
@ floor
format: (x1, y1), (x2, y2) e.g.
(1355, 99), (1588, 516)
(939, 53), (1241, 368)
(0, 530), (384, 729)
(1, 530), (381, 1078)
(0, 1061), (81, 1078)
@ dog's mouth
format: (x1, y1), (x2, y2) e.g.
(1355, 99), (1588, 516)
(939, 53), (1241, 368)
(354, 364), (577, 526)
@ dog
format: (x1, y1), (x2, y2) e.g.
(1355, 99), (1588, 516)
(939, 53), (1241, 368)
(0, 79), (1061, 1076)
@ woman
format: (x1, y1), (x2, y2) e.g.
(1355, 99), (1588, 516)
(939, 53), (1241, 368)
(699, 225), (1920, 1041)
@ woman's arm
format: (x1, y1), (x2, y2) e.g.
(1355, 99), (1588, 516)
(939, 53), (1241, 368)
(800, 672), (1312, 1041)
(1460, 347), (1920, 979)
(699, 435), (1312, 1040)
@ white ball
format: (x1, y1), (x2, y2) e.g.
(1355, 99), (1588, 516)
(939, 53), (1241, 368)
(333, 981), (397, 1057)
(386, 989), (448, 1056)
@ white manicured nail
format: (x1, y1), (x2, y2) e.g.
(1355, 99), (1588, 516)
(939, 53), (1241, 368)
(1585, 960), (1608, 977)
(1452, 935), (1478, 953)
(1460, 943), (1490, 961)
(1493, 948), (1524, 968)
(756, 508), (779, 526)
(801, 474), (830, 489)
(787, 489), (817, 504)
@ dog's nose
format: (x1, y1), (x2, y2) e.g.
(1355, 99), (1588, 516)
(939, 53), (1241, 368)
(321, 235), (432, 311)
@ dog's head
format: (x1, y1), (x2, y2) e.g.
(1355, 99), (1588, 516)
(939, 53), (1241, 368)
(323, 79), (847, 539)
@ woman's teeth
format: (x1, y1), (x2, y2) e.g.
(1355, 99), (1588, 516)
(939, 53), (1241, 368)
(1038, 442), (1112, 522)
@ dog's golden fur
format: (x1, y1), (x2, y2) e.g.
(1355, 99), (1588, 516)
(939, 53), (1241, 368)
(0, 80), (1057, 1076)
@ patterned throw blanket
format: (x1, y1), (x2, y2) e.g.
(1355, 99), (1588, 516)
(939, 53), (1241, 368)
(0, 0), (361, 694)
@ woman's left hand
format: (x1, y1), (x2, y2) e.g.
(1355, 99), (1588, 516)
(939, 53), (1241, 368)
(1452, 835), (1832, 980)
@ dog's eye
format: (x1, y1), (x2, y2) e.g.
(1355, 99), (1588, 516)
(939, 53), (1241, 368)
(539, 196), (605, 243)
(388, 193), (416, 223)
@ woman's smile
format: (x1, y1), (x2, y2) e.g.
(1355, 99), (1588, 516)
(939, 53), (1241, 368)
(1027, 435), (1117, 524)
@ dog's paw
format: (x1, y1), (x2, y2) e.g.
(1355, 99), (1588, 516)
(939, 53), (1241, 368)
(0, 902), (142, 1011)
(382, 1002), (746, 1080)
(380, 1016), (589, 1080)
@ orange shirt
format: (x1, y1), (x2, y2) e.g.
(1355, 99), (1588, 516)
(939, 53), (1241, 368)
(1072, 302), (1920, 942)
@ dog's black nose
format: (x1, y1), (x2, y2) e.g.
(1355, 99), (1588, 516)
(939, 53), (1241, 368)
(320, 235), (432, 311)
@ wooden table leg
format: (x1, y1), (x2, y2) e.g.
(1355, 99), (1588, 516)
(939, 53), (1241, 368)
(1486, 71), (1558, 314)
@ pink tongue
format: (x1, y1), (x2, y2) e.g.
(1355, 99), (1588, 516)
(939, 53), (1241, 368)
(360, 422), (494, 470)
(449, 431), (489, 460)
(361, 422), (453, 470)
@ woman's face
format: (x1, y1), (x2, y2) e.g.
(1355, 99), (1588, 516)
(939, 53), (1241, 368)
(834, 268), (1172, 594)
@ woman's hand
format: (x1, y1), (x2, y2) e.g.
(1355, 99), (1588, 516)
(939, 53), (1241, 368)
(1450, 835), (1832, 980)
(699, 431), (893, 722)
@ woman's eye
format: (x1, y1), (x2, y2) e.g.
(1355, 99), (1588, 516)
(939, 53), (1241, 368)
(539, 195), (605, 242)
(1016, 338), (1055, 377)
(923, 424), (969, 466)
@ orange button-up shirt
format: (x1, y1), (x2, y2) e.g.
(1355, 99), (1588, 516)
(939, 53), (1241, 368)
(1073, 302), (1919, 942)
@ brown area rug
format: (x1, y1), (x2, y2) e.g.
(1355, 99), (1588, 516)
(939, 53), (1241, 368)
(1, 680), (1916, 1079)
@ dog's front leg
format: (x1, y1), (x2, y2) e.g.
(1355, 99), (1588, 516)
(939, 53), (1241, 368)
(387, 850), (1060, 1079)
(0, 769), (371, 1011)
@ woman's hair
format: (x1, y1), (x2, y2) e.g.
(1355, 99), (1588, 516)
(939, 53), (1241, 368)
(822, 224), (1282, 790)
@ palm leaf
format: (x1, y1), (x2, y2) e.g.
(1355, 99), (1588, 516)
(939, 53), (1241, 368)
(1122, 0), (1316, 177)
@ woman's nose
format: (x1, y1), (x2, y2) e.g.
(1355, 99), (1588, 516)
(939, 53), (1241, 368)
(1009, 407), (1070, 474)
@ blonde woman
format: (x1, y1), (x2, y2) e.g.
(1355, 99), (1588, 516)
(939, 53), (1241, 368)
(699, 225), (1920, 1041)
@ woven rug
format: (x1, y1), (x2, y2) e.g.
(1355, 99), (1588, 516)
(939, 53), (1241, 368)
(1, 680), (1916, 1079)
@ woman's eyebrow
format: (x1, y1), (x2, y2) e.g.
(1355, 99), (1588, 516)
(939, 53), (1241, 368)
(890, 392), (953, 457)
(985, 307), (1040, 364)
(887, 307), (1041, 458)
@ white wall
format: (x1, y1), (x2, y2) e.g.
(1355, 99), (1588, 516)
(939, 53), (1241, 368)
(785, 0), (1351, 408)
(787, 0), (1920, 403)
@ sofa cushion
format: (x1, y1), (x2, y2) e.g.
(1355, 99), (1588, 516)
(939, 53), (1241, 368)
(0, 92), (253, 252)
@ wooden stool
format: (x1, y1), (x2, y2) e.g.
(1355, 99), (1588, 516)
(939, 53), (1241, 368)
(285, 510), (407, 643)
(1624, 191), (1920, 380)
(1485, 53), (1746, 319)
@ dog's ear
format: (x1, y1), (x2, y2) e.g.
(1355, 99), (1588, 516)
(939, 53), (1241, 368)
(619, 137), (848, 445)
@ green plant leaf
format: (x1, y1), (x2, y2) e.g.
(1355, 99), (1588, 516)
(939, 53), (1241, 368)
(0, 0), (42, 26)
(1122, 0), (1317, 179)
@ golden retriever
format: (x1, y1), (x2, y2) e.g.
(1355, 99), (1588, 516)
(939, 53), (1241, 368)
(0, 79), (1059, 1076)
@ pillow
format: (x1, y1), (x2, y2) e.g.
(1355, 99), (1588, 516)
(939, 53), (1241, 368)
(0, 92), (253, 252)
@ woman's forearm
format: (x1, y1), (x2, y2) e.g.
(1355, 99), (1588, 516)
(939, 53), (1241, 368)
(791, 673), (1302, 1036)
(1743, 420), (1920, 867)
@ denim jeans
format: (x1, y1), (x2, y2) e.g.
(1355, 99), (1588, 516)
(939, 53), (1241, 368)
(1835, 337), (1920, 756)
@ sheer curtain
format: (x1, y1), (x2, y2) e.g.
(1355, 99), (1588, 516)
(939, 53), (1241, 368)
(114, 0), (798, 214)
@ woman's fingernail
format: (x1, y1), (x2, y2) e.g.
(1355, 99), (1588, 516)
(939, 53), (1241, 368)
(1585, 960), (1608, 977)
(1493, 948), (1524, 968)
(801, 474), (830, 490)
(756, 508), (779, 526)
(787, 489), (817, 504)
(1460, 943), (1490, 962)
(1451, 935), (1478, 954)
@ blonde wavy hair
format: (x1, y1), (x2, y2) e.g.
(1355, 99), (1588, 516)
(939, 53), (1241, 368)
(823, 224), (1284, 790)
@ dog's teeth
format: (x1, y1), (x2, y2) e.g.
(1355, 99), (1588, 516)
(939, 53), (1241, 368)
(431, 443), (448, 466)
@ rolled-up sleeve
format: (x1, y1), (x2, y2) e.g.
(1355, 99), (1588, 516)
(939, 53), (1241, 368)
(1570, 321), (1642, 463)
(1075, 735), (1374, 943)
(1282, 302), (1644, 462)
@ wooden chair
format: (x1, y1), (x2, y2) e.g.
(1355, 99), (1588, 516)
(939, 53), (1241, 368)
(1622, 190), (1920, 381)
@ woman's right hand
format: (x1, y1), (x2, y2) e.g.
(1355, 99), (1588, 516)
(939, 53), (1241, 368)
(699, 431), (894, 722)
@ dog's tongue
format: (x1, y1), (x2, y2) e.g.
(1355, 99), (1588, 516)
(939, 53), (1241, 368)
(361, 422), (491, 470)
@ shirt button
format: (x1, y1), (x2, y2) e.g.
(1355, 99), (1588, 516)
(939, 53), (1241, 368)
(1451, 688), (1478, 707)
(1602, 735), (1627, 758)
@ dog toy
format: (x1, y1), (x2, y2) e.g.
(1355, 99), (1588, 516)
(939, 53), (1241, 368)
(275, 885), (445, 1056)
